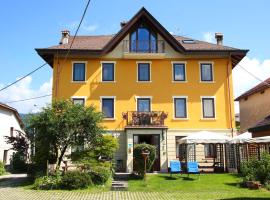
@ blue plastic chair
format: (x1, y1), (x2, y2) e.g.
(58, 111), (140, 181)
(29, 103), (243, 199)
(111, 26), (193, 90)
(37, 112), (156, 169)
(187, 162), (200, 178)
(170, 160), (182, 177)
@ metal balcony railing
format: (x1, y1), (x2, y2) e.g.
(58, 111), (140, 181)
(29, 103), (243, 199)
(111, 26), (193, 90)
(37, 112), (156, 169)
(123, 40), (165, 53)
(122, 111), (168, 127)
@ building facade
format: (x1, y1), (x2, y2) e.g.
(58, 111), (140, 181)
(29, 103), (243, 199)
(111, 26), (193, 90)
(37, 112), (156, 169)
(36, 8), (247, 172)
(0, 103), (24, 165)
(235, 77), (270, 133)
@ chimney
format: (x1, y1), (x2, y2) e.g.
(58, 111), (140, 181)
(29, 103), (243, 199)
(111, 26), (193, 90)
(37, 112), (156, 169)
(120, 21), (128, 28)
(60, 30), (70, 45)
(10, 127), (14, 137)
(215, 33), (223, 45)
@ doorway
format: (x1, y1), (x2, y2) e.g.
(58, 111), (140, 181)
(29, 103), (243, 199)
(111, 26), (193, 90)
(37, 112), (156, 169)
(133, 134), (160, 171)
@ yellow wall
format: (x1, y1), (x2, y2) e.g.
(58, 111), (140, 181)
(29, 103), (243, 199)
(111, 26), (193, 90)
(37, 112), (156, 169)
(52, 58), (235, 131)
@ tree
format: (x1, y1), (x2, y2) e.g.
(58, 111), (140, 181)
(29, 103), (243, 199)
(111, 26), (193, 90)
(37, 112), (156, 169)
(29, 100), (104, 170)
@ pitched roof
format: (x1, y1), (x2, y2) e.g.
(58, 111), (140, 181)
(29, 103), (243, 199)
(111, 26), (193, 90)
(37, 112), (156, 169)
(36, 7), (248, 67)
(235, 77), (270, 101)
(0, 103), (24, 128)
(248, 115), (270, 132)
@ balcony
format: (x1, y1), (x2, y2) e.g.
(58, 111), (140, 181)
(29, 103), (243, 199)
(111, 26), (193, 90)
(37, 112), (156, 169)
(122, 111), (168, 128)
(122, 40), (166, 59)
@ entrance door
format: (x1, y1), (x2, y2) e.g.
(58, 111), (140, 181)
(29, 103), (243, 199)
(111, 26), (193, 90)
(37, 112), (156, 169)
(133, 134), (160, 171)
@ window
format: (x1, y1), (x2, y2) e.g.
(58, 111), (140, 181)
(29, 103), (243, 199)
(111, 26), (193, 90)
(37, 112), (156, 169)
(73, 62), (86, 82)
(130, 23), (157, 53)
(173, 63), (186, 81)
(138, 63), (150, 81)
(101, 98), (114, 118)
(102, 63), (115, 81)
(200, 63), (213, 82)
(202, 97), (215, 118)
(204, 144), (215, 158)
(174, 97), (187, 118)
(72, 98), (85, 106)
(137, 98), (151, 112)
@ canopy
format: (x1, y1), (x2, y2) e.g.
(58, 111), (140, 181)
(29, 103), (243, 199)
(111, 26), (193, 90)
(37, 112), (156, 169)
(177, 131), (231, 144)
(246, 136), (270, 143)
(229, 132), (252, 144)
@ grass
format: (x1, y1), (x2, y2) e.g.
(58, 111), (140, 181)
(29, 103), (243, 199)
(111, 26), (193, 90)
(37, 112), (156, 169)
(128, 173), (270, 199)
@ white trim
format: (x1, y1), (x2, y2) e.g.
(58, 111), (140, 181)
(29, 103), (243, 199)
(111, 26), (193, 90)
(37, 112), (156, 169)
(200, 96), (217, 120)
(171, 61), (187, 83)
(100, 61), (116, 83)
(71, 96), (87, 106)
(199, 61), (215, 83)
(136, 61), (152, 82)
(100, 96), (116, 120)
(135, 96), (152, 111)
(172, 96), (189, 120)
(71, 61), (87, 83)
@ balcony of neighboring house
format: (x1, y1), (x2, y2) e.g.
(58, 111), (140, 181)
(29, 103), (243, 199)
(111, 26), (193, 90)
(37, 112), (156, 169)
(122, 40), (166, 59)
(122, 111), (168, 129)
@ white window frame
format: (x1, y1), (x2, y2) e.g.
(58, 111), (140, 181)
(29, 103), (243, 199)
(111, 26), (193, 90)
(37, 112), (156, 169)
(172, 96), (189, 120)
(199, 61), (215, 83)
(136, 61), (152, 83)
(171, 61), (187, 83)
(101, 61), (116, 83)
(200, 96), (217, 120)
(100, 96), (116, 120)
(71, 61), (87, 83)
(71, 96), (87, 106)
(135, 96), (152, 111)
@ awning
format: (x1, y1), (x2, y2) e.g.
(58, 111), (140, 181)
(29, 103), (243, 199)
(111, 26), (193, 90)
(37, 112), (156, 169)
(246, 136), (270, 143)
(229, 132), (252, 144)
(177, 131), (231, 144)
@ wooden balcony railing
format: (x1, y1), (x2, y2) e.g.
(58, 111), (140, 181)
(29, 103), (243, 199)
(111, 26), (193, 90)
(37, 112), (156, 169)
(123, 40), (165, 53)
(122, 111), (168, 127)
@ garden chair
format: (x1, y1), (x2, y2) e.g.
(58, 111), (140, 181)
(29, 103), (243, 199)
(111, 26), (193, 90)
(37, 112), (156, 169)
(187, 161), (200, 179)
(170, 160), (182, 177)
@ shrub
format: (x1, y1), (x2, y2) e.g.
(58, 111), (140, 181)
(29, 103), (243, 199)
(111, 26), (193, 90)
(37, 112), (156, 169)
(61, 171), (92, 190)
(10, 152), (27, 173)
(89, 166), (111, 185)
(240, 152), (270, 184)
(33, 175), (61, 190)
(133, 143), (156, 177)
(0, 161), (5, 176)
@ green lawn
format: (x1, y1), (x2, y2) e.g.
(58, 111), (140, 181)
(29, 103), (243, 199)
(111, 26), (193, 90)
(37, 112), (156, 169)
(128, 173), (270, 199)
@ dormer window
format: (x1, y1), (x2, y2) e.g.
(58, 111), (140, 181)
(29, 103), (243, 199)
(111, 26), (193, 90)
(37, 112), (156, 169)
(130, 23), (157, 53)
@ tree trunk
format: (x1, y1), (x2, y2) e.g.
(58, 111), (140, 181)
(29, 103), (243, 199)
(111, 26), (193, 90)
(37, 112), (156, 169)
(56, 145), (68, 170)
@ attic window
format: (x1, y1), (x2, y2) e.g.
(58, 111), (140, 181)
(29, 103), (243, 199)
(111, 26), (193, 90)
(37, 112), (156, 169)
(260, 90), (265, 94)
(244, 97), (248, 101)
(182, 39), (195, 44)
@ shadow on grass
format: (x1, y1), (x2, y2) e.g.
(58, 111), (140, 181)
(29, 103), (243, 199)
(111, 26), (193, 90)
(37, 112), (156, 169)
(0, 177), (33, 188)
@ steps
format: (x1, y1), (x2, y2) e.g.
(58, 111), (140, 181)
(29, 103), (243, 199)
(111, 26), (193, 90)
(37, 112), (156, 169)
(111, 173), (130, 191)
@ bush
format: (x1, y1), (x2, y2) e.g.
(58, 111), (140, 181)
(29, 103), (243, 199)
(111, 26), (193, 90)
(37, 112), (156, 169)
(0, 161), (5, 176)
(33, 175), (61, 190)
(61, 171), (92, 190)
(241, 152), (270, 184)
(10, 152), (27, 173)
(89, 166), (111, 185)
(133, 143), (156, 177)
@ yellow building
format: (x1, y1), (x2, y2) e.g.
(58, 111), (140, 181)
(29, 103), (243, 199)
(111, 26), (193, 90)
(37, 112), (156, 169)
(36, 8), (248, 172)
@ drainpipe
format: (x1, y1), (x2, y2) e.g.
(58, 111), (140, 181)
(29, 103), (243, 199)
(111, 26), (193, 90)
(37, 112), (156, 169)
(227, 57), (234, 138)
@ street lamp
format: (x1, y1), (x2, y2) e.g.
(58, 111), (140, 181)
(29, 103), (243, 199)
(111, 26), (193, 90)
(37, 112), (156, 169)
(141, 149), (150, 181)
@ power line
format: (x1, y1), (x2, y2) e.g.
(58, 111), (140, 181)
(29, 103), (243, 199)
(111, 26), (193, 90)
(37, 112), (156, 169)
(237, 63), (270, 87)
(4, 94), (52, 104)
(0, 63), (47, 92)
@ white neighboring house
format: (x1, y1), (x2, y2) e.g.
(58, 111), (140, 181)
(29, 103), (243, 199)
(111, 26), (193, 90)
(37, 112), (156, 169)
(0, 103), (24, 165)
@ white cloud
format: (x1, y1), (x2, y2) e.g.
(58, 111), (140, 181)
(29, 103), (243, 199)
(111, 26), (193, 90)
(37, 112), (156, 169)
(203, 32), (215, 43)
(0, 77), (52, 113)
(233, 57), (270, 113)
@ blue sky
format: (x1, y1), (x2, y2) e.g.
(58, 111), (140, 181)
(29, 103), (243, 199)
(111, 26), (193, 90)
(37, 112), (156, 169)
(0, 0), (270, 113)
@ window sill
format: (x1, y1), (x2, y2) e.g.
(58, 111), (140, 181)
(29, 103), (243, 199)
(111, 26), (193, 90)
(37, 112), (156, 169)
(172, 118), (189, 121)
(103, 118), (116, 121)
(71, 81), (87, 84)
(172, 81), (188, 83)
(199, 81), (215, 84)
(101, 81), (116, 83)
(200, 118), (217, 121)
(137, 81), (152, 83)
